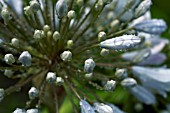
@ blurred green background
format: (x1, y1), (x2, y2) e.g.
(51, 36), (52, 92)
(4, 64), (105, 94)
(0, 0), (170, 113)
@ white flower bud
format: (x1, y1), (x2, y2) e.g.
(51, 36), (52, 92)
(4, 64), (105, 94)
(134, 0), (152, 18)
(67, 40), (73, 49)
(1, 7), (12, 21)
(26, 108), (39, 113)
(0, 88), (5, 102)
(18, 51), (32, 67)
(94, 103), (113, 113)
(46, 72), (56, 84)
(11, 38), (19, 47)
(84, 58), (95, 74)
(121, 77), (137, 87)
(60, 51), (72, 62)
(104, 80), (116, 91)
(4, 69), (14, 78)
(56, 77), (64, 86)
(53, 31), (60, 42)
(98, 31), (106, 42)
(4, 54), (15, 65)
(43, 25), (50, 32)
(28, 87), (39, 100)
(67, 10), (76, 19)
(115, 68), (127, 79)
(12, 108), (26, 113)
(100, 48), (109, 57)
(29, 1), (40, 13)
(34, 30), (42, 40)
(110, 19), (120, 30)
(56, 0), (68, 18)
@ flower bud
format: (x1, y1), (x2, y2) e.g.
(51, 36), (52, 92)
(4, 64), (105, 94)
(67, 10), (76, 19)
(12, 108), (26, 113)
(1, 7), (12, 21)
(26, 108), (39, 113)
(56, 0), (68, 18)
(80, 100), (95, 113)
(121, 77), (137, 87)
(18, 51), (32, 67)
(98, 31), (106, 42)
(24, 6), (32, 16)
(67, 40), (73, 49)
(4, 54), (15, 65)
(34, 30), (42, 40)
(115, 68), (127, 79)
(0, 88), (4, 102)
(94, 103), (113, 113)
(56, 77), (64, 86)
(29, 0), (40, 13)
(11, 38), (19, 47)
(134, 0), (152, 18)
(134, 19), (167, 35)
(60, 51), (72, 62)
(43, 25), (50, 32)
(104, 80), (116, 91)
(100, 48), (109, 57)
(53, 31), (60, 41)
(100, 35), (141, 51)
(84, 58), (96, 74)
(84, 73), (93, 79)
(95, 0), (104, 11)
(110, 19), (120, 30)
(125, 0), (135, 10)
(76, 0), (83, 6)
(46, 72), (56, 84)
(28, 87), (39, 100)
(4, 69), (14, 78)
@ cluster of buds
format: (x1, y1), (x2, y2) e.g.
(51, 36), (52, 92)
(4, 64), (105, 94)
(0, 0), (169, 113)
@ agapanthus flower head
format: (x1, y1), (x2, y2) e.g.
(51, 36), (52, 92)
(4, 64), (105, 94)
(0, 0), (169, 112)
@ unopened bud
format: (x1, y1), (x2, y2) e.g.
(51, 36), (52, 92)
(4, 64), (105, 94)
(84, 58), (95, 74)
(46, 72), (56, 84)
(18, 51), (32, 67)
(56, 77), (64, 86)
(28, 87), (39, 100)
(56, 0), (68, 18)
(53, 31), (60, 41)
(100, 48), (109, 57)
(98, 31), (106, 42)
(67, 10), (76, 19)
(60, 51), (72, 62)
(4, 54), (15, 65)
(104, 80), (116, 91)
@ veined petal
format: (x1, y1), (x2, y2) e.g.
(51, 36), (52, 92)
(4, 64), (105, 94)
(132, 66), (170, 83)
(134, 19), (167, 35)
(100, 35), (141, 51)
(128, 85), (156, 105)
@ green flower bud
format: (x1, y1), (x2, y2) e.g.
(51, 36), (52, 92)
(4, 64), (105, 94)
(60, 50), (72, 62)
(28, 87), (39, 100)
(98, 31), (106, 42)
(34, 30), (42, 40)
(110, 19), (120, 30)
(95, 0), (104, 11)
(104, 80), (116, 91)
(76, 0), (83, 6)
(24, 6), (32, 16)
(11, 38), (19, 47)
(56, 0), (68, 18)
(100, 48), (109, 57)
(67, 40), (73, 49)
(67, 10), (76, 19)
(84, 73), (93, 79)
(46, 72), (57, 84)
(53, 31), (60, 42)
(0, 88), (5, 102)
(4, 69), (14, 78)
(56, 77), (64, 86)
(4, 54), (15, 65)
(18, 51), (32, 67)
(43, 25), (50, 32)
(1, 7), (12, 21)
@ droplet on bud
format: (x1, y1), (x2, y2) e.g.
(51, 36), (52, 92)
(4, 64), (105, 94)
(4, 54), (15, 65)
(84, 58), (96, 74)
